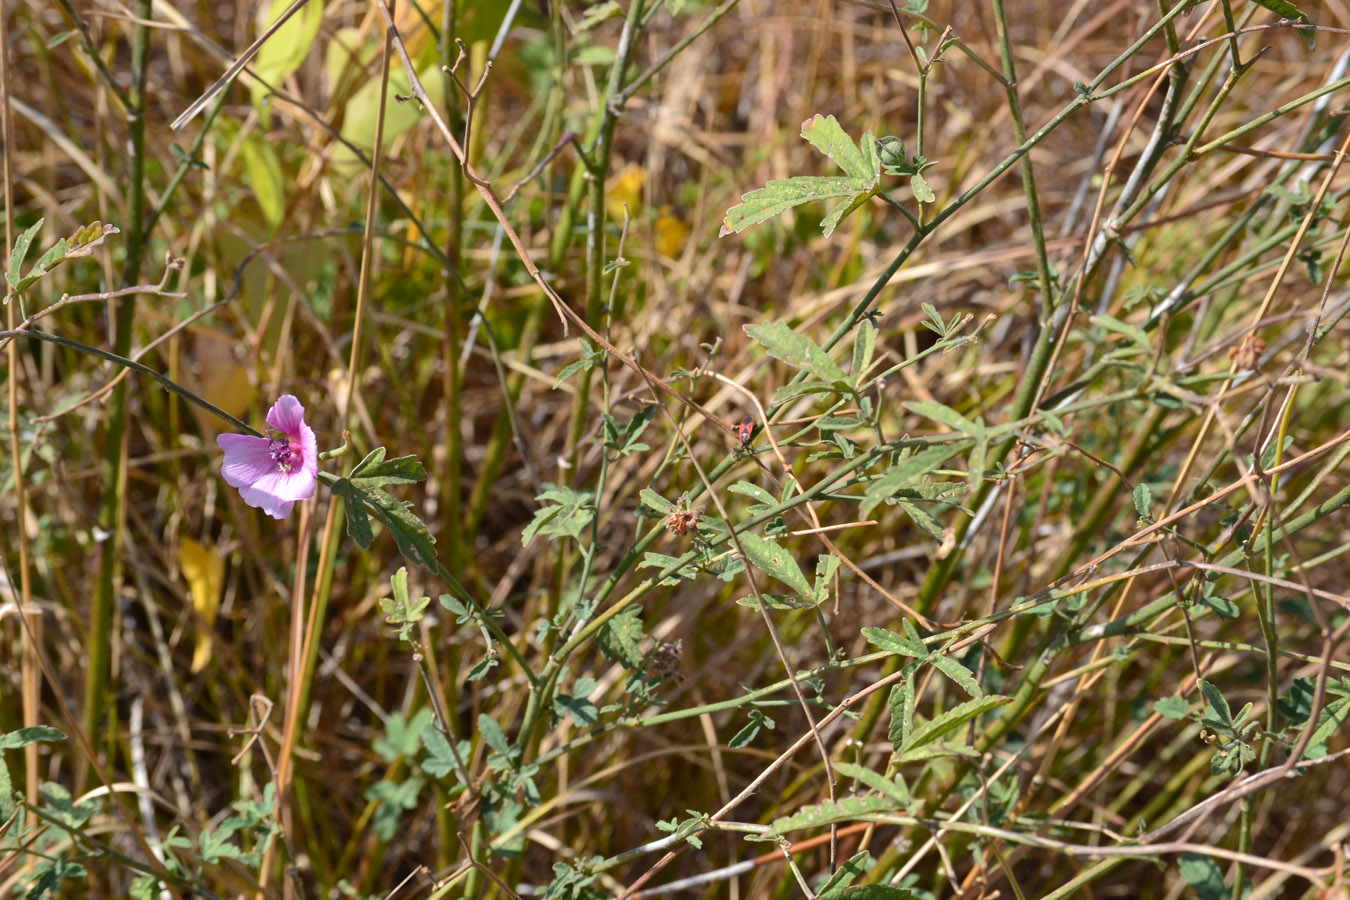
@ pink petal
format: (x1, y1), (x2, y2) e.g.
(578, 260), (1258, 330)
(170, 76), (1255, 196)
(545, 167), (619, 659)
(266, 394), (307, 437)
(237, 482), (295, 519)
(217, 434), (276, 488)
(299, 419), (318, 480)
(250, 466), (317, 505)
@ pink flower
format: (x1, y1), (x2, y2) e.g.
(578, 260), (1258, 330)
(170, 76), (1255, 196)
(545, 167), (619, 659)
(217, 395), (318, 519)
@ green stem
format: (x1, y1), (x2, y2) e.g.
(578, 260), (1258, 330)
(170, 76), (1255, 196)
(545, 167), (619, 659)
(86, 0), (153, 777)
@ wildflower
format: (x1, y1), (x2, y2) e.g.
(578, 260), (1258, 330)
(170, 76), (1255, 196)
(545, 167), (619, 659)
(217, 394), (318, 519)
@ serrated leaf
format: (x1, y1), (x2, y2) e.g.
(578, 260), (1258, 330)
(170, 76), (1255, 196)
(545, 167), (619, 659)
(899, 695), (1010, 757)
(817, 851), (873, 898)
(639, 552), (700, 585)
(905, 400), (978, 435)
(1305, 695), (1350, 754)
(1133, 483), (1152, 518)
(477, 713), (510, 755)
(738, 530), (812, 599)
(721, 116), (881, 238)
(887, 676), (915, 751)
(910, 173), (934, 203)
(897, 498), (946, 541)
(349, 447), (428, 488)
(736, 592), (816, 610)
(861, 443), (967, 518)
(1198, 679), (1233, 727)
(8, 219), (43, 281)
(800, 114), (875, 179)
(639, 488), (674, 514)
(862, 626), (927, 658)
(597, 604), (646, 669)
(521, 484), (595, 545)
(374, 709), (433, 761)
(745, 320), (848, 385)
(768, 794), (896, 836)
(833, 762), (909, 805)
(930, 653), (981, 698)
(421, 726), (461, 779)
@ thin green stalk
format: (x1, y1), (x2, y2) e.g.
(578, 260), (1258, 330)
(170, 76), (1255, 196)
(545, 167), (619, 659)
(86, 0), (153, 776)
(440, 0), (466, 575)
(565, 0), (648, 459)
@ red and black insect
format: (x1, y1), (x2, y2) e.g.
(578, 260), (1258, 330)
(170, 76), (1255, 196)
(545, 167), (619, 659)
(736, 415), (756, 450)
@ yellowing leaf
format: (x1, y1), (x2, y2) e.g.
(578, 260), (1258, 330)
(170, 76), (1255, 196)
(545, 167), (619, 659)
(251, 0), (325, 123)
(654, 206), (690, 258)
(187, 326), (256, 421)
(238, 135), (287, 231)
(179, 538), (225, 674)
(606, 163), (645, 222)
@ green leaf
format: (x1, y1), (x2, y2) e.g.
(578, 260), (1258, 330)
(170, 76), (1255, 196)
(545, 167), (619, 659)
(1153, 696), (1190, 719)
(887, 674), (916, 751)
(833, 762), (909, 805)
(905, 400), (978, 435)
(421, 725), (465, 780)
(348, 447), (428, 489)
(1133, 483), (1152, 518)
(861, 443), (968, 518)
(729, 481), (776, 507)
(1178, 853), (1227, 900)
(898, 695), (1010, 761)
(238, 135), (287, 231)
(1090, 313), (1150, 354)
(852, 320), (878, 387)
(576, 0), (621, 30)
(930, 653), (981, 698)
(638, 552), (700, 585)
(0, 726), (66, 750)
(8, 219), (43, 284)
(252, 0), (324, 117)
(521, 484), (595, 545)
(1198, 679), (1234, 728)
(597, 604), (646, 669)
(862, 626), (926, 658)
(910, 173), (934, 204)
(744, 320), (848, 386)
(639, 488), (675, 515)
(898, 499), (947, 541)
(768, 794), (896, 836)
(721, 115), (881, 238)
(374, 709), (433, 761)
(738, 531), (813, 599)
(366, 776), (424, 842)
(817, 852), (873, 898)
(1305, 694), (1350, 757)
(826, 887), (916, 900)
(1248, 0), (1313, 46)
(477, 714), (510, 755)
(800, 114), (877, 179)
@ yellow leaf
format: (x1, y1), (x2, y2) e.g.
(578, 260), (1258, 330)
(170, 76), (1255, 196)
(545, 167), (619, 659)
(606, 163), (645, 222)
(179, 538), (225, 674)
(238, 135), (287, 231)
(654, 205), (690, 259)
(187, 327), (255, 422)
(252, 0), (325, 124)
